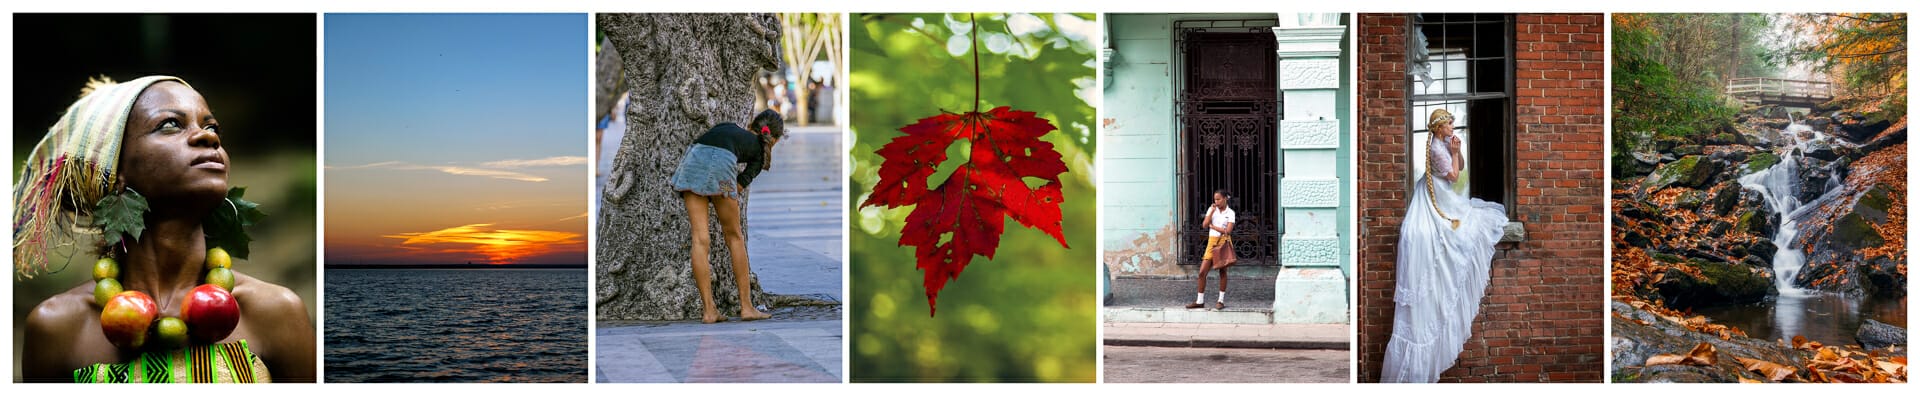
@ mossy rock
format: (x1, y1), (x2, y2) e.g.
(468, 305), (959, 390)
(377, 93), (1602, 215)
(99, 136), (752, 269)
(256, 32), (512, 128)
(1644, 156), (1719, 191)
(1705, 133), (1745, 145)
(1859, 183), (1894, 214)
(1831, 213), (1888, 251)
(1708, 180), (1744, 214)
(1744, 238), (1777, 262)
(1736, 210), (1774, 236)
(1740, 152), (1779, 175)
(1676, 190), (1707, 210)
(1656, 258), (1773, 307)
(1650, 252), (1685, 263)
(1672, 145), (1703, 157)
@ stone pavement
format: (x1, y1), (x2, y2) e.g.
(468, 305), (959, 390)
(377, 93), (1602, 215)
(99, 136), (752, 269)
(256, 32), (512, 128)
(1107, 275), (1280, 324)
(595, 123), (845, 383)
(1103, 345), (1350, 383)
(1104, 322), (1349, 349)
(597, 312), (843, 383)
(744, 125), (843, 301)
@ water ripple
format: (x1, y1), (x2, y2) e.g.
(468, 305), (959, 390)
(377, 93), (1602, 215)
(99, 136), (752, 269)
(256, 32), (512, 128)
(324, 269), (587, 383)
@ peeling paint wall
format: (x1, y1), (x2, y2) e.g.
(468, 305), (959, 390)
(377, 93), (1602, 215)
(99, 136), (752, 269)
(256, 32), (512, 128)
(1101, 14), (1180, 277)
(1102, 224), (1184, 277)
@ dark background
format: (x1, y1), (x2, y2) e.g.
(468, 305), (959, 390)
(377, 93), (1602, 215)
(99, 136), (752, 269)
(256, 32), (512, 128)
(12, 13), (316, 150)
(11, 13), (319, 381)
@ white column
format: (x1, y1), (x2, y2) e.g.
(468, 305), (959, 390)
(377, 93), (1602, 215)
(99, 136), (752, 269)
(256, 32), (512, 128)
(1271, 14), (1348, 324)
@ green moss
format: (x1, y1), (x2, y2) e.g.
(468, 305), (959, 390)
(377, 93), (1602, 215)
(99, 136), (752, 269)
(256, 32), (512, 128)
(1860, 183), (1893, 213)
(1645, 156), (1713, 189)
(1741, 152), (1780, 175)
(1832, 213), (1888, 250)
(1689, 259), (1770, 303)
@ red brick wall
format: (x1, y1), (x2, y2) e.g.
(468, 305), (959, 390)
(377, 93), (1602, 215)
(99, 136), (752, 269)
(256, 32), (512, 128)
(1356, 13), (1605, 383)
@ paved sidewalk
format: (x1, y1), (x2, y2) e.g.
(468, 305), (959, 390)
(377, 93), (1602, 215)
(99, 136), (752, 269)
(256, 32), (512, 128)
(745, 125), (843, 301)
(1104, 346), (1350, 383)
(597, 315), (843, 383)
(595, 123), (845, 383)
(1104, 322), (1349, 350)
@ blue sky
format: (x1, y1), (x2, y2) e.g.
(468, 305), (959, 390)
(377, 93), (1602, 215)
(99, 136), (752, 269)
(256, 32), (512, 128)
(324, 13), (589, 265)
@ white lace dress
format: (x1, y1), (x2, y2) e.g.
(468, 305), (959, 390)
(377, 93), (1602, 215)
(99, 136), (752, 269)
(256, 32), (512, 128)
(1380, 135), (1509, 383)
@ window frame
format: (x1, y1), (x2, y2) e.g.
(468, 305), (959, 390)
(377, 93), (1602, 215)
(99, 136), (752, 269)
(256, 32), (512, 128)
(1404, 13), (1517, 219)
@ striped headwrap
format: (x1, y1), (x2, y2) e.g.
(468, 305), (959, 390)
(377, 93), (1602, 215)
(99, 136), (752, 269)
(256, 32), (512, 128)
(13, 75), (189, 278)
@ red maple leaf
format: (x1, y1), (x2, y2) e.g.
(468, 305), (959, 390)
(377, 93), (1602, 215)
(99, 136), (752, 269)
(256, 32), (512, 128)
(861, 106), (1070, 315)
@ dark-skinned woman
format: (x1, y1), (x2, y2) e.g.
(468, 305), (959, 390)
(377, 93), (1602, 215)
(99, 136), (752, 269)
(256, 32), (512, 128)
(16, 76), (315, 382)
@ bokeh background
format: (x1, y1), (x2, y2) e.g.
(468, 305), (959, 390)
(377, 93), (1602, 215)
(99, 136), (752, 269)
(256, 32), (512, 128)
(10, 14), (319, 380)
(848, 13), (1099, 382)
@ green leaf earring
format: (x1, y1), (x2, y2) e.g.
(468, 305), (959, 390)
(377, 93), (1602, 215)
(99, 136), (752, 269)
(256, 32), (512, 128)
(93, 188), (150, 248)
(203, 186), (266, 260)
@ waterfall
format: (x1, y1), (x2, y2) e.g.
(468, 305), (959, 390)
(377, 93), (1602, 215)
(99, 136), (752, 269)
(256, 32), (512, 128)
(1736, 122), (1824, 295)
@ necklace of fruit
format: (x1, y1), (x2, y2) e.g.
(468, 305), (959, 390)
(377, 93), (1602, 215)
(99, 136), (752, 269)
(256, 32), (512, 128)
(92, 246), (241, 351)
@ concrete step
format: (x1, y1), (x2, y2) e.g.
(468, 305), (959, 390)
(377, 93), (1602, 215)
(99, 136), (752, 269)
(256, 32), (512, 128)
(1105, 306), (1274, 325)
(1107, 276), (1277, 309)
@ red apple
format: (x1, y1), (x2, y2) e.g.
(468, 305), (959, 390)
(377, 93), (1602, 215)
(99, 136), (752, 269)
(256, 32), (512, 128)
(99, 291), (158, 349)
(179, 284), (240, 344)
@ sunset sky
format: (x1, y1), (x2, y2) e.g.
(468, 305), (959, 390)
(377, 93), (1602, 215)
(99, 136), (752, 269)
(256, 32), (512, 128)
(324, 14), (587, 265)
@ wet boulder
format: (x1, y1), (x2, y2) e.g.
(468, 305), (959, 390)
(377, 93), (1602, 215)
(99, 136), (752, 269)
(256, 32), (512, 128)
(1856, 319), (1906, 351)
(1743, 238), (1776, 263)
(1738, 152), (1779, 175)
(1858, 117), (1906, 154)
(1653, 257), (1774, 308)
(1802, 138), (1843, 161)
(1645, 156), (1720, 191)
(1834, 113), (1893, 143)
(1795, 182), (1904, 297)
(1611, 301), (1807, 383)
(1735, 210), (1774, 237)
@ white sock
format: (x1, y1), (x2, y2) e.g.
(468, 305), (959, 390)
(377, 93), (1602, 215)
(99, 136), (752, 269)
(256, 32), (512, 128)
(1217, 291), (1227, 303)
(1195, 293), (1205, 304)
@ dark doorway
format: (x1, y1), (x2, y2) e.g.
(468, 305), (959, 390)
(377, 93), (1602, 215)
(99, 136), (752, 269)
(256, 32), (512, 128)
(1177, 29), (1280, 267)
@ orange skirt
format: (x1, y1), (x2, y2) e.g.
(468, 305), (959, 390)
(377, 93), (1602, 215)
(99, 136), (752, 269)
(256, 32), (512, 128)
(1201, 235), (1231, 260)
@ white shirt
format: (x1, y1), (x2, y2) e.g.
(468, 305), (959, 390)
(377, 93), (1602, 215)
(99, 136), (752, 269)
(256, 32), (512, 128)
(1204, 207), (1236, 237)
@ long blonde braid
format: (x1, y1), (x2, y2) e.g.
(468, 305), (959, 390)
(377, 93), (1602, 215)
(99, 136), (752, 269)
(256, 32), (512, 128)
(1425, 108), (1460, 230)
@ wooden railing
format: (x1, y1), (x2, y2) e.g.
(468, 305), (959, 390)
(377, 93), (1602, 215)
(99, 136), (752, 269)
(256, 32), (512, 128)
(1726, 77), (1833, 105)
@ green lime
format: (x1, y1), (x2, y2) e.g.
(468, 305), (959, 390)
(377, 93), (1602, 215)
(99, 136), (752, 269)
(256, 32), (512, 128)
(206, 247), (232, 269)
(152, 317), (189, 350)
(205, 267), (235, 292)
(92, 257), (119, 281)
(94, 278), (124, 306)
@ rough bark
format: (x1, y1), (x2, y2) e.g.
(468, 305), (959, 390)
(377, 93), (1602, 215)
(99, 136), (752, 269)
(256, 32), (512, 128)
(596, 13), (783, 321)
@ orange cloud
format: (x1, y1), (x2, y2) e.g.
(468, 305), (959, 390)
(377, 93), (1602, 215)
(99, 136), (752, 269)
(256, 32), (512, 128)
(382, 223), (583, 264)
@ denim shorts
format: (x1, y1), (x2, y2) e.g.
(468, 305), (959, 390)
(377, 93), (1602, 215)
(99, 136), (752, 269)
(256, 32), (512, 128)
(668, 143), (742, 200)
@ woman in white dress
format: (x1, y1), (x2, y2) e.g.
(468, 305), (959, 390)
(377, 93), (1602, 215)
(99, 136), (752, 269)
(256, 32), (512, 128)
(1380, 108), (1509, 383)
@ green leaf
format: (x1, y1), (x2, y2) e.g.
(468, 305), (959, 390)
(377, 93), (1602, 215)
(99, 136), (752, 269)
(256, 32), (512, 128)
(93, 189), (150, 247)
(203, 186), (268, 259)
(849, 17), (887, 58)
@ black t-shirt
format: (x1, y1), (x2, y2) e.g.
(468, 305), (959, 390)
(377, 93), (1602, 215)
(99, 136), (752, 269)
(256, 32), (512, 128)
(692, 122), (767, 188)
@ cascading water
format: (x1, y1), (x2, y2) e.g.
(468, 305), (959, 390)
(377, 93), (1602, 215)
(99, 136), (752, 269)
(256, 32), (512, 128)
(1734, 120), (1853, 341)
(1737, 122), (1814, 294)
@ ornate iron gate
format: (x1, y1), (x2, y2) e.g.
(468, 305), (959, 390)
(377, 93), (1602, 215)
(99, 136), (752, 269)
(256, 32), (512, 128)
(1177, 30), (1280, 267)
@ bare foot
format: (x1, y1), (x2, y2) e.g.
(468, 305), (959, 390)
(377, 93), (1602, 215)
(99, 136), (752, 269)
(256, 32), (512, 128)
(702, 311), (728, 324)
(740, 308), (771, 322)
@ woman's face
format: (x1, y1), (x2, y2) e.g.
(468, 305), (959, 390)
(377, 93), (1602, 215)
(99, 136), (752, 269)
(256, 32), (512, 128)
(1212, 192), (1226, 208)
(118, 81), (228, 204)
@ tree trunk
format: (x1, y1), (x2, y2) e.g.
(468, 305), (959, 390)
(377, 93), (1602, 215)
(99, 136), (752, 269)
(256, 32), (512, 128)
(596, 13), (783, 321)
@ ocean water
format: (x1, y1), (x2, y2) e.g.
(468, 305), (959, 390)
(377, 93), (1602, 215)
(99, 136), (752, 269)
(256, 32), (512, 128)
(324, 269), (587, 383)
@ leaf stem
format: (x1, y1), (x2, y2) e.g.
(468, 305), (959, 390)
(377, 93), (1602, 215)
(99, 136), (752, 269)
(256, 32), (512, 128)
(971, 13), (980, 115)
